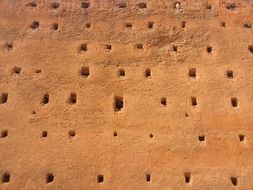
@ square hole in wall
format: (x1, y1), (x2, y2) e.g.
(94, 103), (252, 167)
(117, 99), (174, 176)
(105, 44), (112, 51)
(81, 66), (89, 77)
(198, 135), (205, 141)
(46, 173), (54, 183)
(79, 43), (87, 52)
(41, 94), (49, 105)
(145, 68), (151, 78)
(239, 134), (245, 142)
(191, 97), (197, 106)
(125, 22), (133, 28)
(118, 69), (125, 77)
(114, 96), (123, 111)
(227, 70), (234, 79)
(184, 172), (191, 184)
(160, 97), (167, 106)
(41, 131), (47, 138)
(189, 68), (196, 78)
(146, 174), (151, 182)
(118, 2), (126, 8)
(12, 66), (21, 74)
(230, 176), (238, 186)
(0, 93), (8, 104)
(97, 174), (104, 183)
(81, 2), (90, 9)
(69, 93), (77, 104)
(231, 97), (238, 107)
(148, 22), (154, 29)
(138, 2), (147, 9)
(2, 172), (10, 183)
(1, 130), (8, 138)
(136, 43), (143, 49)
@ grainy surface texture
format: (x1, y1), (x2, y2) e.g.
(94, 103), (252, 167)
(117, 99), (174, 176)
(1, 0), (253, 189)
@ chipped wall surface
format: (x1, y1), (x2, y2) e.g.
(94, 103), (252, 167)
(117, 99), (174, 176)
(1, 0), (253, 189)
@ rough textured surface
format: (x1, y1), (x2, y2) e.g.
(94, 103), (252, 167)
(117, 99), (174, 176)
(1, 0), (253, 189)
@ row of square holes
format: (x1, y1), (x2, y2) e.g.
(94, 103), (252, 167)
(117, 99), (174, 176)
(26, 1), (239, 11)
(0, 92), (239, 108)
(26, 20), (253, 32)
(0, 171), (240, 186)
(114, 96), (239, 110)
(4, 40), (253, 53)
(78, 44), (253, 53)
(6, 65), (237, 79)
(0, 127), (247, 143)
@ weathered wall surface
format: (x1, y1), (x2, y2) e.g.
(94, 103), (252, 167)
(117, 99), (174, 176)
(1, 0), (253, 189)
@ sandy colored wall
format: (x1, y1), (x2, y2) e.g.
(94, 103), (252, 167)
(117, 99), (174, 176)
(1, 0), (253, 189)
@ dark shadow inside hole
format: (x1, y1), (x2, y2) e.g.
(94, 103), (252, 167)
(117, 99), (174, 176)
(113, 131), (118, 136)
(161, 97), (167, 106)
(198, 135), (205, 141)
(12, 66), (21, 74)
(114, 96), (123, 111)
(227, 70), (234, 78)
(181, 21), (186, 28)
(97, 175), (104, 183)
(69, 93), (77, 104)
(184, 172), (191, 183)
(221, 21), (226, 27)
(146, 174), (151, 182)
(244, 23), (252, 28)
(136, 43), (143, 49)
(26, 1), (37, 7)
(230, 177), (238, 186)
(85, 23), (91, 28)
(118, 2), (126, 8)
(51, 2), (60, 9)
(30, 21), (39, 29)
(46, 173), (54, 183)
(149, 133), (153, 138)
(148, 22), (154, 28)
(51, 23), (58, 30)
(172, 45), (177, 52)
(189, 68), (196, 78)
(118, 69), (125, 77)
(81, 66), (89, 77)
(4, 42), (13, 50)
(239, 134), (245, 142)
(81, 2), (90, 8)
(1, 93), (8, 104)
(226, 3), (236, 10)
(206, 4), (212, 9)
(248, 45), (253, 53)
(42, 131), (47, 137)
(1, 130), (8, 138)
(191, 97), (197, 106)
(126, 23), (132, 28)
(207, 46), (212, 53)
(79, 43), (87, 52)
(2, 172), (10, 183)
(106, 44), (112, 51)
(231, 97), (238, 107)
(35, 69), (41, 73)
(41, 94), (49, 105)
(138, 2), (147, 9)
(69, 130), (76, 137)
(145, 68), (151, 77)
